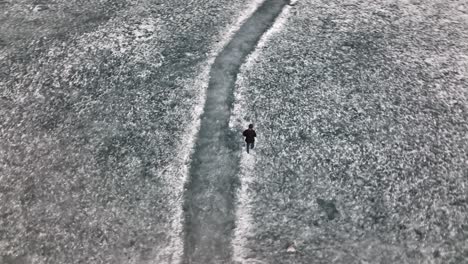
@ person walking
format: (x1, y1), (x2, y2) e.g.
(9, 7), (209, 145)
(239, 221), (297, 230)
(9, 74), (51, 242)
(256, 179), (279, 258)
(242, 124), (256, 153)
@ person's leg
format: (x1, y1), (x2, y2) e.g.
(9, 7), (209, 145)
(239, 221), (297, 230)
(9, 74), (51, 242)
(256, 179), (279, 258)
(250, 142), (255, 150)
(246, 142), (250, 153)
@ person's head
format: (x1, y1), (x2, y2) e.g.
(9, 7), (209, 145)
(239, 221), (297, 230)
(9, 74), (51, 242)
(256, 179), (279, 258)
(248, 124), (254, 129)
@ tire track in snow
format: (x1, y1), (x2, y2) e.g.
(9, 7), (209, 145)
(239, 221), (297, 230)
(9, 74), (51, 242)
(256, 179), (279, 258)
(182, 1), (288, 263)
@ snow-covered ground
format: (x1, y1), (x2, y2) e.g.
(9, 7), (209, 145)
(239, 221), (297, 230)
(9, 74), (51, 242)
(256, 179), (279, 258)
(230, 5), (292, 263)
(2, 0), (467, 263)
(234, 0), (468, 263)
(0, 0), (258, 263)
(182, 1), (288, 262)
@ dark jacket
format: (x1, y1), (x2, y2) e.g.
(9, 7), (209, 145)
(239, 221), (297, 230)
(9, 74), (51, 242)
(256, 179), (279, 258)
(243, 129), (256, 143)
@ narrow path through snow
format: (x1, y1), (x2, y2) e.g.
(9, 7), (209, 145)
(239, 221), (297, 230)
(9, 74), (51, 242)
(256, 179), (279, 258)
(182, 1), (288, 263)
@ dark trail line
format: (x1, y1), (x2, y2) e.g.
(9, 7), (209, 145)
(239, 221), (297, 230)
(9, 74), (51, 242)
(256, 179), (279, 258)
(182, 0), (288, 263)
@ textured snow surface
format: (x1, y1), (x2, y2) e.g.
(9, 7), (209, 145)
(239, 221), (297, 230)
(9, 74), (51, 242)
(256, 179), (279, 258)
(1, 0), (467, 263)
(235, 0), (468, 263)
(0, 0), (254, 263)
(230, 5), (292, 264)
(182, 1), (288, 262)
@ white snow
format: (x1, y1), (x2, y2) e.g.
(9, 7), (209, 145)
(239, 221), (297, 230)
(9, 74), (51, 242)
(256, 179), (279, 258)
(231, 150), (257, 262)
(241, 5), (291, 70)
(289, 0), (299, 6)
(162, 0), (278, 263)
(231, 4), (291, 263)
